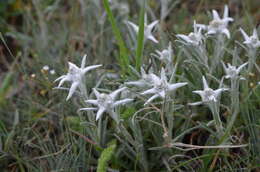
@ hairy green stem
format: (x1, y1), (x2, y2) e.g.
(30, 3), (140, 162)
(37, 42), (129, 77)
(211, 34), (224, 74)
(209, 102), (223, 138)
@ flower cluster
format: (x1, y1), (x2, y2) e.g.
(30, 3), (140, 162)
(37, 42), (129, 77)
(80, 87), (133, 121)
(177, 21), (203, 46)
(196, 5), (233, 38)
(127, 15), (159, 43)
(153, 42), (173, 64)
(240, 28), (260, 48)
(55, 54), (102, 100)
(139, 68), (187, 105)
(190, 76), (228, 106)
(54, 4), (259, 125)
(151, 42), (174, 73)
(222, 62), (247, 80)
(125, 67), (155, 88)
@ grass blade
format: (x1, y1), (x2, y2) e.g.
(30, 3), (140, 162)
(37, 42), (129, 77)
(103, 0), (129, 75)
(135, 2), (145, 71)
(97, 140), (116, 172)
(0, 72), (13, 105)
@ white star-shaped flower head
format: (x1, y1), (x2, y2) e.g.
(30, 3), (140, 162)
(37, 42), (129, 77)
(177, 21), (204, 46)
(127, 15), (159, 43)
(222, 62), (247, 79)
(141, 68), (187, 105)
(207, 5), (233, 38)
(190, 76), (228, 105)
(240, 28), (260, 48)
(153, 42), (173, 64)
(196, 5), (233, 39)
(80, 87), (133, 121)
(54, 54), (102, 100)
(125, 67), (156, 88)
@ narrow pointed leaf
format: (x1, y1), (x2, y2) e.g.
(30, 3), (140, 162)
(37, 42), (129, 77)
(135, 1), (145, 71)
(103, 0), (129, 75)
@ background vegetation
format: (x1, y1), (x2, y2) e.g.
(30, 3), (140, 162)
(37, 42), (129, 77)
(0, 0), (259, 171)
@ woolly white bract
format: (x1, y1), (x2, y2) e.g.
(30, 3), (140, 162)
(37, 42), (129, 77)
(222, 62), (248, 79)
(153, 42), (173, 64)
(190, 76), (228, 105)
(177, 21), (203, 46)
(140, 68), (187, 105)
(127, 16), (159, 43)
(240, 28), (260, 48)
(152, 42), (174, 74)
(54, 54), (102, 100)
(125, 67), (156, 88)
(196, 5), (233, 38)
(80, 87), (133, 121)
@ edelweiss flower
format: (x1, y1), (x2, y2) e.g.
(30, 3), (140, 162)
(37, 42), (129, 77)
(80, 87), (133, 121)
(153, 42), (173, 64)
(197, 5), (233, 38)
(141, 68), (187, 105)
(240, 28), (260, 48)
(127, 15), (159, 43)
(55, 54), (102, 100)
(125, 67), (155, 87)
(190, 76), (228, 105)
(177, 21), (203, 46)
(222, 62), (247, 79)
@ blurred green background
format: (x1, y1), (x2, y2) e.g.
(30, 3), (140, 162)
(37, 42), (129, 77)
(0, 0), (259, 171)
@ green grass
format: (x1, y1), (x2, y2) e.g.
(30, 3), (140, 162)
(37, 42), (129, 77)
(103, 0), (129, 76)
(0, 0), (259, 171)
(135, 1), (145, 71)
